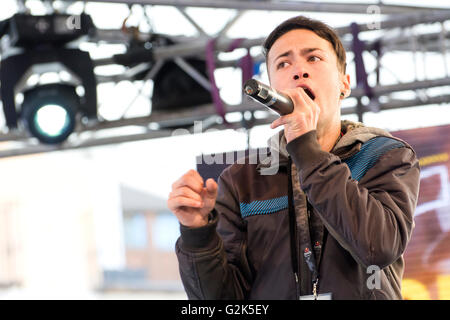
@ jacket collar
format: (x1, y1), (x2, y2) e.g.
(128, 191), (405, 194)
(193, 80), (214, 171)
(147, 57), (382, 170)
(256, 120), (393, 172)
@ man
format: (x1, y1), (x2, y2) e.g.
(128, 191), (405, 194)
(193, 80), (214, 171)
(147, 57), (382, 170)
(167, 16), (420, 299)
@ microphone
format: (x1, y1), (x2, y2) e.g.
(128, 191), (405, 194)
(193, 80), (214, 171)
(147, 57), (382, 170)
(243, 79), (293, 116)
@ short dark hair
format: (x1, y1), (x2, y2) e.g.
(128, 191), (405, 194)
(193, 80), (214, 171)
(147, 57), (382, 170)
(263, 16), (347, 74)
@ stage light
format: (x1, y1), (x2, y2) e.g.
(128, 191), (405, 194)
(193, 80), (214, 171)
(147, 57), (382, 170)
(0, 13), (97, 144)
(21, 84), (78, 144)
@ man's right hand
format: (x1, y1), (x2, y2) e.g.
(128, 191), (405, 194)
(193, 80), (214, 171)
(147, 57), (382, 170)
(167, 169), (218, 228)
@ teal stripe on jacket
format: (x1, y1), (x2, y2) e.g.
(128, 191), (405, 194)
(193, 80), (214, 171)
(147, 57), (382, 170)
(343, 136), (405, 181)
(239, 136), (405, 218)
(240, 195), (288, 218)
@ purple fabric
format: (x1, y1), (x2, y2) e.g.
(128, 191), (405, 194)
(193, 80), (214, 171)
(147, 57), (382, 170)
(228, 38), (244, 52)
(240, 49), (254, 88)
(205, 38), (254, 125)
(205, 38), (228, 124)
(228, 38), (254, 88)
(350, 23), (374, 102)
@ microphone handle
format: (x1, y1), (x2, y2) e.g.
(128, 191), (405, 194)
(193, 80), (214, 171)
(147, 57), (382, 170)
(243, 79), (294, 116)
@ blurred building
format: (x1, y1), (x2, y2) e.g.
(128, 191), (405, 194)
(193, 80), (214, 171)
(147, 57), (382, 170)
(102, 185), (182, 292)
(0, 151), (184, 299)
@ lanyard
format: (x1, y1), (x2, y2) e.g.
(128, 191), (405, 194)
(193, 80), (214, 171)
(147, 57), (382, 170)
(299, 203), (320, 299)
(288, 156), (324, 299)
(285, 131), (342, 299)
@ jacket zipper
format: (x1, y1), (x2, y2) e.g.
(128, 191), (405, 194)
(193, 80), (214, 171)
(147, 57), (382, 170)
(294, 272), (300, 299)
(288, 157), (315, 298)
(301, 198), (314, 295)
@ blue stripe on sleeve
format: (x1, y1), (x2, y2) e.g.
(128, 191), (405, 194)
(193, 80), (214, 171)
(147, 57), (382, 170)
(343, 136), (405, 181)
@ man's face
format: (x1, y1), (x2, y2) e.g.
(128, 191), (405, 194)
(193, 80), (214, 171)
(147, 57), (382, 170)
(267, 29), (350, 130)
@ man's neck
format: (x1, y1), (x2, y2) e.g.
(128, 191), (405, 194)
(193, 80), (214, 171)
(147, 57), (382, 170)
(317, 121), (341, 152)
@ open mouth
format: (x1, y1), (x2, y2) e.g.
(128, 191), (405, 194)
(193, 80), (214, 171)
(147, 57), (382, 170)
(298, 85), (315, 100)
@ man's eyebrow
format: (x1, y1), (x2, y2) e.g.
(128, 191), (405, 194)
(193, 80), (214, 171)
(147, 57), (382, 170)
(273, 47), (324, 62)
(273, 50), (292, 62)
(300, 47), (324, 55)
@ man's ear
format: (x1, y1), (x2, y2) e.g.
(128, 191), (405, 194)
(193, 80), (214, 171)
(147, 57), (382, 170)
(340, 73), (351, 98)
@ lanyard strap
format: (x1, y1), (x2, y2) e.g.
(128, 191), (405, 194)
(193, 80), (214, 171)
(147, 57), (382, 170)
(290, 159), (324, 297)
(287, 157), (300, 278)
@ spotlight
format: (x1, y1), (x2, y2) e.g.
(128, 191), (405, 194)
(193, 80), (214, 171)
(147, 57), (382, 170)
(21, 84), (78, 144)
(0, 13), (97, 144)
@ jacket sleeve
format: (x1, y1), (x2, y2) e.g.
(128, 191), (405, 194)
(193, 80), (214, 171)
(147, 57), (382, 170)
(175, 166), (253, 299)
(286, 130), (421, 269)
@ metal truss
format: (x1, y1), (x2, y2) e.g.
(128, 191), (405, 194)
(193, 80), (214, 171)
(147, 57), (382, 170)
(64, 0), (450, 14)
(1, 1), (450, 157)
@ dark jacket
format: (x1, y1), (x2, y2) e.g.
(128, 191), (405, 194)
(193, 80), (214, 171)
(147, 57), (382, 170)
(175, 120), (421, 300)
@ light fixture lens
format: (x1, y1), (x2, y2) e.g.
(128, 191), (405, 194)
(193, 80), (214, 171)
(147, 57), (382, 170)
(34, 104), (71, 138)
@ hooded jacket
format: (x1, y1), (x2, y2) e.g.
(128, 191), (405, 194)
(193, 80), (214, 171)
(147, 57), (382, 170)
(175, 120), (421, 300)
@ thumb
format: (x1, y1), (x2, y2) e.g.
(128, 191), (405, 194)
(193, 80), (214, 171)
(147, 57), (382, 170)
(205, 178), (218, 197)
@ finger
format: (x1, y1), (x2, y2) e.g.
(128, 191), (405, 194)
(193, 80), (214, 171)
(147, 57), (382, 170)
(168, 195), (202, 211)
(270, 118), (280, 129)
(297, 87), (314, 103)
(280, 88), (307, 112)
(172, 169), (204, 193)
(170, 186), (203, 203)
(270, 114), (292, 129)
(270, 118), (282, 129)
(297, 89), (320, 117)
(205, 178), (218, 196)
(297, 89), (320, 116)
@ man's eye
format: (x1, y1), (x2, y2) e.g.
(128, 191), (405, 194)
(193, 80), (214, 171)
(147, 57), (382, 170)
(308, 56), (321, 62)
(277, 61), (289, 69)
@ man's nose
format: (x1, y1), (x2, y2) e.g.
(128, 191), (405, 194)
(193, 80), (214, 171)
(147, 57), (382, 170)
(293, 72), (309, 80)
(292, 63), (309, 80)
